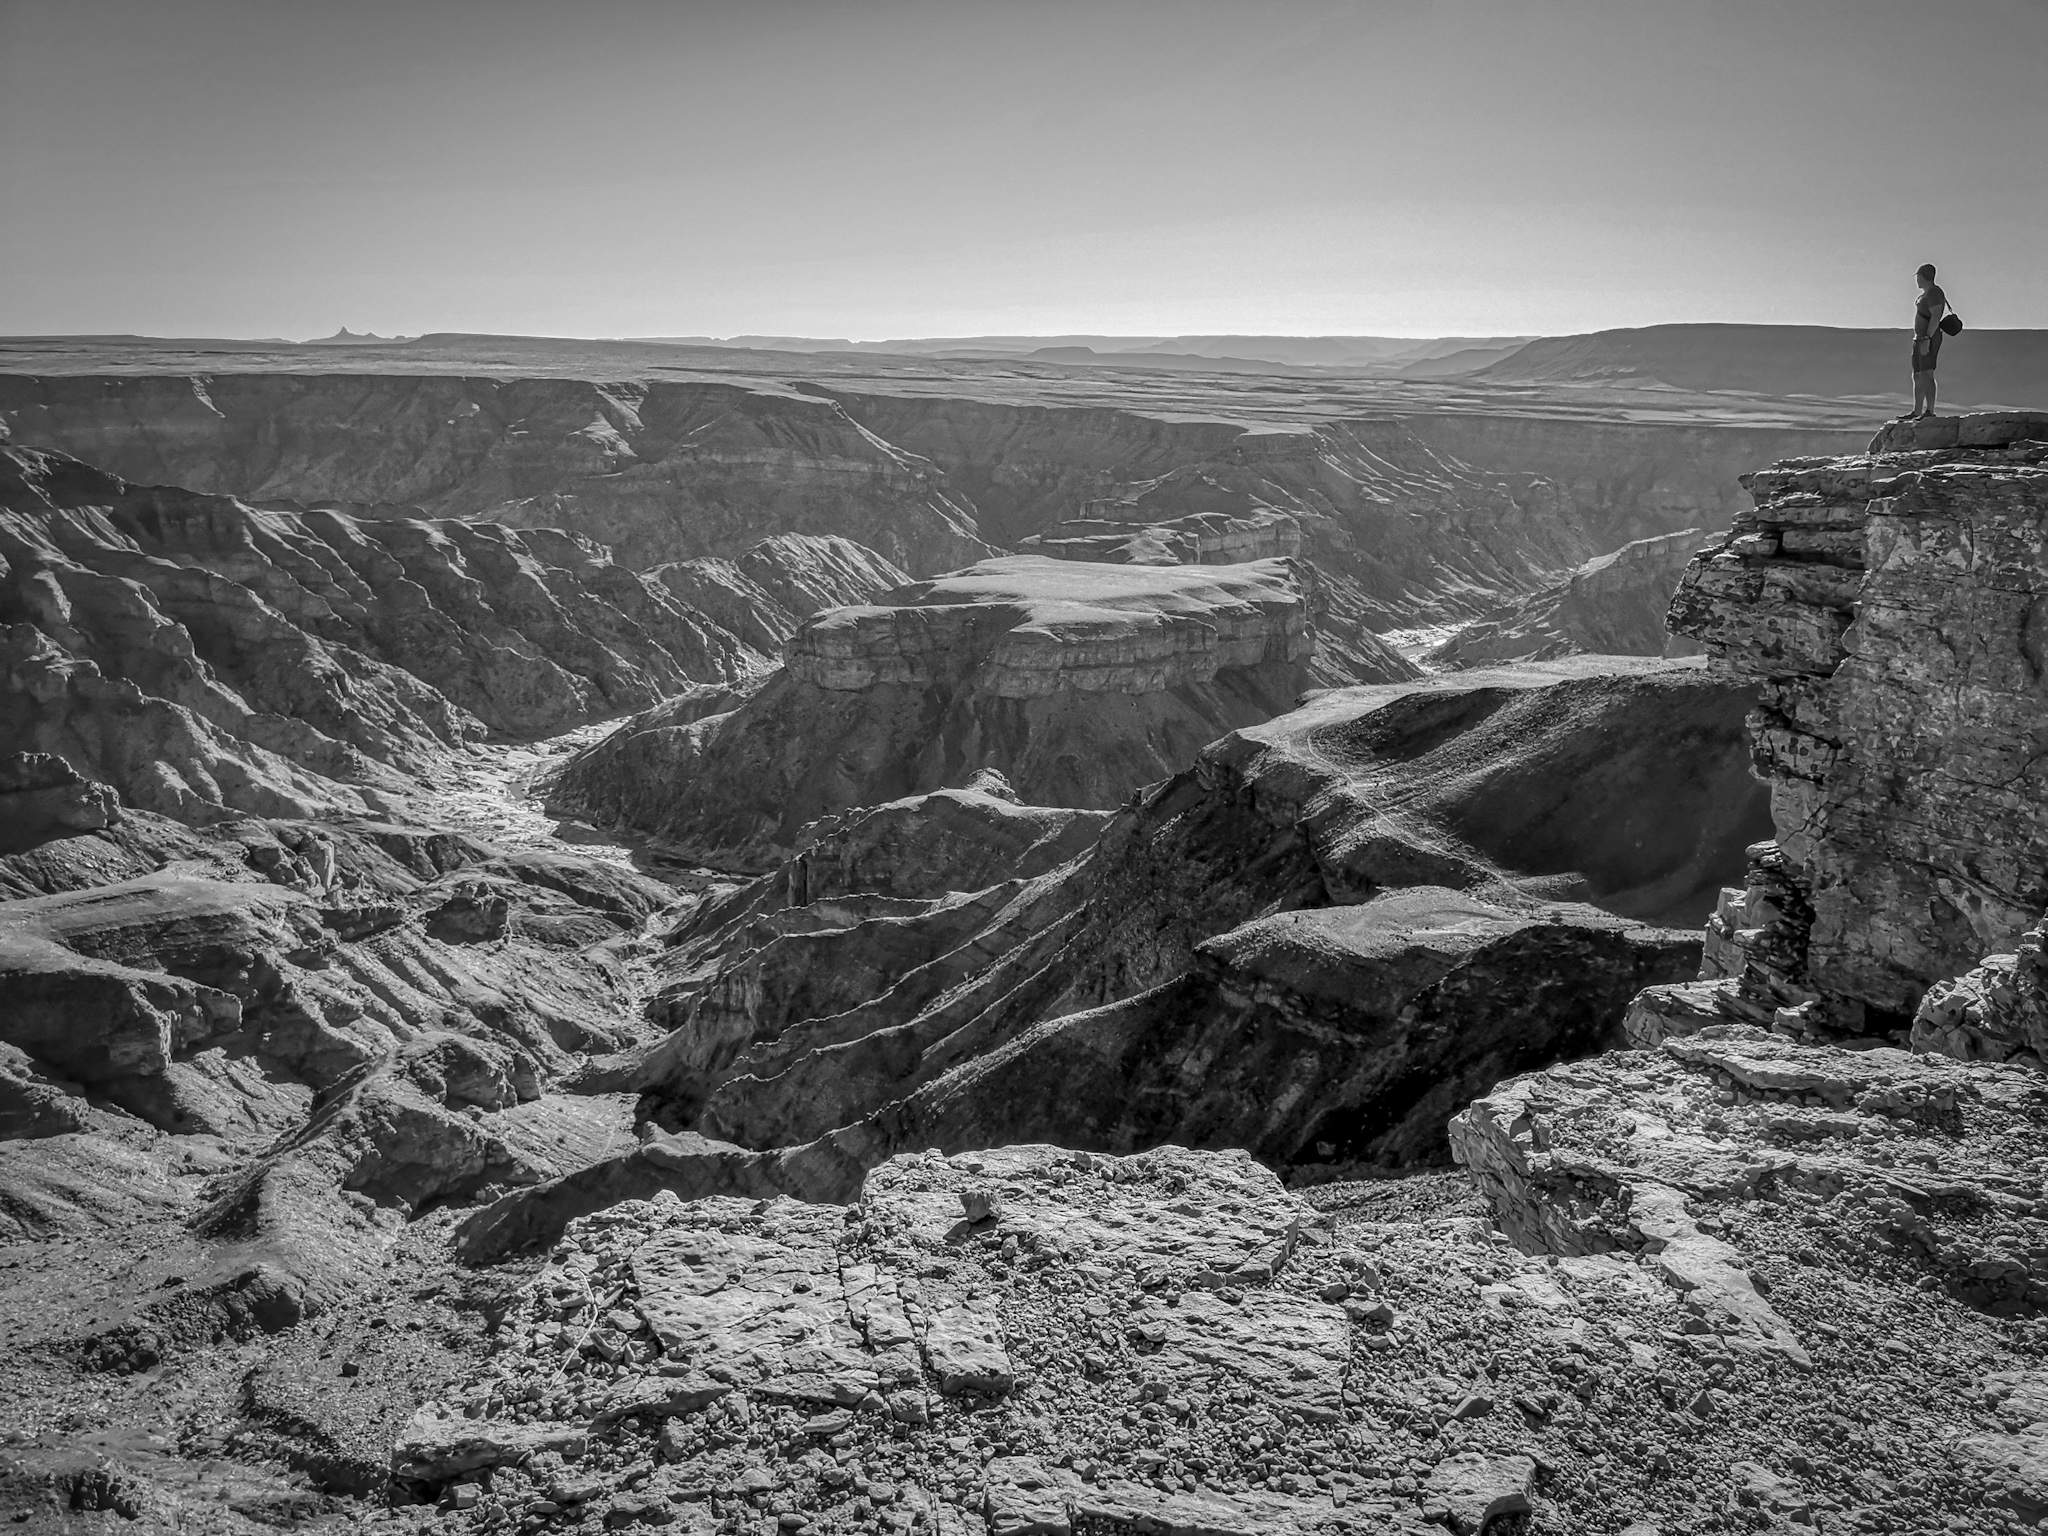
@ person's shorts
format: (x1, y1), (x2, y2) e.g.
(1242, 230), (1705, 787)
(1913, 337), (1942, 372)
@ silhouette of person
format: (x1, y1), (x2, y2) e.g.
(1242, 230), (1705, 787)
(1909, 263), (1948, 420)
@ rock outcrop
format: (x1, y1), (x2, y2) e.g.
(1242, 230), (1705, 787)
(548, 556), (1314, 867)
(0, 751), (120, 854)
(0, 445), (905, 823)
(1020, 508), (1418, 689)
(1642, 411), (2048, 1045)
(1427, 528), (1707, 669)
(417, 1110), (2041, 1533)
(588, 659), (1763, 1187)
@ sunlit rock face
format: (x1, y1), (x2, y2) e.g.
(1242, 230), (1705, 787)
(547, 556), (1316, 869)
(1655, 412), (2048, 1037)
(0, 445), (891, 822)
(1631, 411), (2048, 1069)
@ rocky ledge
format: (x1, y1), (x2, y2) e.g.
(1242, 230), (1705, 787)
(1647, 410), (2048, 1053)
(547, 557), (1315, 867)
(403, 1026), (2048, 1532)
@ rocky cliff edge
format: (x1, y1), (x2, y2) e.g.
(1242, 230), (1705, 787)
(1640, 409), (2048, 1057)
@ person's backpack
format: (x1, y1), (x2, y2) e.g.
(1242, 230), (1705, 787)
(1940, 310), (1964, 336)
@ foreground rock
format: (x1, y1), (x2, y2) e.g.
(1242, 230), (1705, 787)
(417, 1119), (2042, 1533)
(1427, 528), (1707, 669)
(1648, 411), (2048, 1047)
(549, 556), (1314, 867)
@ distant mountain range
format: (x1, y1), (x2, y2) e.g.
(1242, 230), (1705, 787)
(1468, 323), (2048, 406)
(5, 323), (2045, 407)
(635, 332), (1535, 369)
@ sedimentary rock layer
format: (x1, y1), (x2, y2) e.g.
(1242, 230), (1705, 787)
(1021, 509), (1418, 689)
(1662, 410), (2048, 1036)
(0, 372), (1866, 623)
(548, 556), (1314, 867)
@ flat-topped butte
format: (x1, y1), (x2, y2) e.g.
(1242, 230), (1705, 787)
(787, 555), (1310, 697)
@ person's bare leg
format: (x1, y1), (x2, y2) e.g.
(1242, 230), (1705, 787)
(1911, 369), (1932, 418)
(1923, 368), (1938, 418)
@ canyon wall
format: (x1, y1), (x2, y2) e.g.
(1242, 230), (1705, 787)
(548, 556), (1315, 866)
(0, 374), (994, 576)
(0, 374), (1865, 627)
(1646, 410), (2048, 1050)
(609, 658), (1766, 1176)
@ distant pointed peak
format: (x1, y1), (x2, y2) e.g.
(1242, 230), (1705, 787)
(309, 326), (401, 345)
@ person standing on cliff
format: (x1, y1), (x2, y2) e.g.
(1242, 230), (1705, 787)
(1908, 262), (1949, 419)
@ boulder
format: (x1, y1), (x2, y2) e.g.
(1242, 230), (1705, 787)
(1453, 1023), (2048, 1333)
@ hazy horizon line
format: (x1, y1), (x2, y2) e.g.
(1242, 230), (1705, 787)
(9, 318), (2045, 348)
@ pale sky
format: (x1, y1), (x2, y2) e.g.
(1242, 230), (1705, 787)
(4, 0), (2045, 340)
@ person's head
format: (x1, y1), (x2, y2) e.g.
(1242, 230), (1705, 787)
(1917, 262), (1937, 287)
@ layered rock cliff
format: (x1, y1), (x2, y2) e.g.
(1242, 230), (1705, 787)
(1021, 508), (1419, 689)
(0, 445), (899, 821)
(570, 658), (1764, 1187)
(0, 373), (1865, 624)
(547, 556), (1315, 867)
(1639, 410), (2048, 1053)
